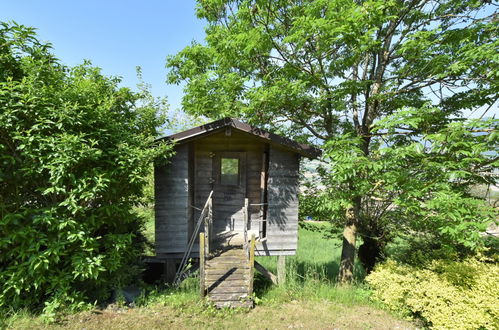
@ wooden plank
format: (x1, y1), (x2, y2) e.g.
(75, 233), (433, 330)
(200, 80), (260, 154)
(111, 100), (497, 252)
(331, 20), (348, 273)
(254, 261), (278, 285)
(208, 286), (249, 294)
(206, 261), (248, 268)
(265, 223), (299, 231)
(249, 234), (255, 295)
(199, 233), (205, 297)
(266, 146), (300, 256)
(206, 279), (249, 287)
(155, 143), (190, 257)
(196, 143), (262, 150)
(208, 293), (248, 301)
(205, 273), (250, 281)
(254, 249), (296, 256)
(257, 242), (298, 250)
(277, 255), (286, 285)
(155, 229), (188, 236)
(164, 259), (177, 283)
(206, 256), (247, 263)
(155, 239), (188, 247)
(155, 185), (188, 194)
(155, 223), (190, 231)
(214, 300), (253, 308)
(156, 247), (188, 254)
(255, 242), (298, 251)
(266, 230), (299, 238)
(155, 212), (188, 221)
(205, 268), (249, 276)
(156, 193), (188, 201)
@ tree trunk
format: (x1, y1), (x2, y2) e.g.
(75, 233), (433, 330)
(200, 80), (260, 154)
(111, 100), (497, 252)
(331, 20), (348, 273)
(358, 237), (382, 274)
(338, 201), (359, 283)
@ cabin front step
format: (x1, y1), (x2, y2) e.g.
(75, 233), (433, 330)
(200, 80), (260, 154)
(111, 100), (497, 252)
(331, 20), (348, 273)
(202, 246), (254, 308)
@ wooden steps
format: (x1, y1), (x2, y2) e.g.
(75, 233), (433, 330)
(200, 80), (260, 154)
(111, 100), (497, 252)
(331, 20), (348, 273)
(203, 247), (254, 308)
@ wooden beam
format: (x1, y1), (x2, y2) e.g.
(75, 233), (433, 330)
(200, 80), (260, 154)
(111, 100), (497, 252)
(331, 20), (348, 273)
(249, 234), (256, 295)
(277, 255), (286, 285)
(164, 259), (177, 283)
(199, 233), (205, 297)
(254, 261), (278, 285)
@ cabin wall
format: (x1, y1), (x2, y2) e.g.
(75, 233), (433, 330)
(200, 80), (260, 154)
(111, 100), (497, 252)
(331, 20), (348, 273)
(256, 146), (300, 256)
(154, 130), (301, 258)
(155, 143), (189, 255)
(194, 130), (264, 233)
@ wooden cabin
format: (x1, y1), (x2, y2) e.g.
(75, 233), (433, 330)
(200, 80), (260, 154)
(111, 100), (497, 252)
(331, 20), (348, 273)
(154, 118), (320, 307)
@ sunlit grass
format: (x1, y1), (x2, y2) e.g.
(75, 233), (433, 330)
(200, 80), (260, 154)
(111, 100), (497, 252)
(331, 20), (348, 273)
(253, 221), (369, 306)
(1, 222), (380, 328)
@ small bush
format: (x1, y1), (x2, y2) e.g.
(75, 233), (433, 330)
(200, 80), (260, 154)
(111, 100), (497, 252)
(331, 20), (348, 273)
(366, 258), (499, 329)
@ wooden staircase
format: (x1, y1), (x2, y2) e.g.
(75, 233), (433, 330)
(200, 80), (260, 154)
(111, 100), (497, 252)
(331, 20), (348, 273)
(200, 234), (256, 308)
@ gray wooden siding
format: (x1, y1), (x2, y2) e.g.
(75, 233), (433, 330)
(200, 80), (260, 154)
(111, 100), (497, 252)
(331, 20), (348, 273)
(155, 130), (300, 258)
(194, 130), (264, 234)
(256, 146), (300, 256)
(155, 144), (189, 254)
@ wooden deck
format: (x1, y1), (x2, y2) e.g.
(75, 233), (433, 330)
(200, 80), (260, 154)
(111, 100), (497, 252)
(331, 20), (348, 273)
(205, 247), (253, 308)
(200, 233), (256, 308)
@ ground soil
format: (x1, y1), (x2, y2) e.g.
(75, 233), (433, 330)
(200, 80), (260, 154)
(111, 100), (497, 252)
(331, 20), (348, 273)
(9, 300), (419, 330)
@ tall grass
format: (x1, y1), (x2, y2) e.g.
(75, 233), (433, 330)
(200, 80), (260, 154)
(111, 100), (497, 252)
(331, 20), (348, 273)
(254, 221), (370, 306)
(139, 221), (371, 308)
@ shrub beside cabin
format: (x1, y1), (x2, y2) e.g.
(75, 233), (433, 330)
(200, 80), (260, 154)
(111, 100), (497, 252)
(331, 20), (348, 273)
(154, 118), (320, 298)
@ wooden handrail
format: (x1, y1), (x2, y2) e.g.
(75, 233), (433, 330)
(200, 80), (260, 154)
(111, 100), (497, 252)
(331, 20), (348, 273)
(204, 196), (212, 256)
(173, 190), (213, 286)
(199, 233), (206, 297)
(248, 234), (256, 295)
(243, 198), (249, 255)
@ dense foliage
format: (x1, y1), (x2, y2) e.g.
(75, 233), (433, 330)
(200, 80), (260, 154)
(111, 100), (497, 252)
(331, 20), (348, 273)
(318, 108), (498, 271)
(0, 22), (171, 314)
(367, 258), (499, 329)
(167, 0), (498, 281)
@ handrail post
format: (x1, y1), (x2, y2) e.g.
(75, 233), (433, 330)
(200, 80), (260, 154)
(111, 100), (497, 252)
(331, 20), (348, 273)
(243, 198), (249, 254)
(208, 195), (212, 255)
(199, 233), (205, 297)
(249, 234), (256, 295)
(204, 212), (209, 257)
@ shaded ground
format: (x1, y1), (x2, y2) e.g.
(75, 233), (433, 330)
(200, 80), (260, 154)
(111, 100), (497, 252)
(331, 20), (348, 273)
(8, 300), (418, 330)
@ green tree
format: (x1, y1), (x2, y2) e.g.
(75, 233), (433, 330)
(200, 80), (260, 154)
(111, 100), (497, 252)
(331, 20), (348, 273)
(166, 0), (498, 282)
(0, 22), (171, 313)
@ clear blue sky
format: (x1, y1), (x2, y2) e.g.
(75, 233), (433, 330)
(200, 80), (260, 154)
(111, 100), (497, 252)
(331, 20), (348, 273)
(1, 2), (497, 119)
(0, 0), (206, 112)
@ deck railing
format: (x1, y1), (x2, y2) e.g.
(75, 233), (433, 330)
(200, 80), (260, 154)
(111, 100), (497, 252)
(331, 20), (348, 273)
(173, 190), (213, 286)
(248, 233), (255, 296)
(243, 198), (249, 253)
(242, 198), (256, 296)
(204, 196), (213, 257)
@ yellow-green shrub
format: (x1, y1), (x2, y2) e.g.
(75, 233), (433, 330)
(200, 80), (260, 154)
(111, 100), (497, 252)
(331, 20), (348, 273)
(366, 258), (499, 329)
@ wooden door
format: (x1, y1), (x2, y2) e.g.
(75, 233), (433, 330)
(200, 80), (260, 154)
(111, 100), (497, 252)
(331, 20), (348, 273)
(211, 152), (247, 234)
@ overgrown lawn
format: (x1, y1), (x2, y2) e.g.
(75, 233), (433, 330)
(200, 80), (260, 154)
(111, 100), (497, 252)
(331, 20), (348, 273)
(2, 221), (417, 329)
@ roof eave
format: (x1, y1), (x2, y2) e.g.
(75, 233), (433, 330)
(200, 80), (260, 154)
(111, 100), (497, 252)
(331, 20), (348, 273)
(156, 118), (322, 159)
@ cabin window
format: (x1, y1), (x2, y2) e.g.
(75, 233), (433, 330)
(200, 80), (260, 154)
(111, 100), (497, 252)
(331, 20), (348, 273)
(220, 157), (239, 185)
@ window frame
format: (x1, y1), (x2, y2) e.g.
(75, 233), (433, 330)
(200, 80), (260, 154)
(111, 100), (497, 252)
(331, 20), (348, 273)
(220, 157), (240, 186)
(212, 152), (246, 188)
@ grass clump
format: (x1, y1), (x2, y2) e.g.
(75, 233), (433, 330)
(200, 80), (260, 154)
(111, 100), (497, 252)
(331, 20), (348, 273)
(254, 221), (369, 307)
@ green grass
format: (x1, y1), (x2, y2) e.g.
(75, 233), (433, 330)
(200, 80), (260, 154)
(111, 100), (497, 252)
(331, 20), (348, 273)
(138, 220), (370, 307)
(2, 221), (413, 329)
(253, 221), (369, 306)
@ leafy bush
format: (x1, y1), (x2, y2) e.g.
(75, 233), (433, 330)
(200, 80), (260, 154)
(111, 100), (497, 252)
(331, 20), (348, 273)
(0, 22), (171, 313)
(366, 258), (499, 329)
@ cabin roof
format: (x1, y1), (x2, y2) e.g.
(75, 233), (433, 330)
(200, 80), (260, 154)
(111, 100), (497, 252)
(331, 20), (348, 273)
(157, 117), (321, 159)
